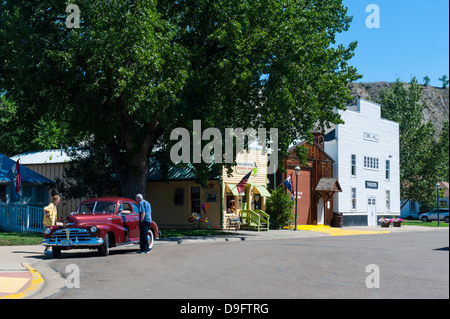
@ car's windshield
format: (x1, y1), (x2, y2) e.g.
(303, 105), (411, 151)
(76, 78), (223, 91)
(76, 201), (116, 214)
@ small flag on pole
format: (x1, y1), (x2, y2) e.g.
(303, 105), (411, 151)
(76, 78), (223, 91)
(8, 159), (22, 199)
(283, 173), (294, 200)
(236, 170), (252, 194)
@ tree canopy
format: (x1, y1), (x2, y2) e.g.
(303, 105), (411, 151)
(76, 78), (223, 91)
(0, 0), (360, 197)
(380, 78), (449, 211)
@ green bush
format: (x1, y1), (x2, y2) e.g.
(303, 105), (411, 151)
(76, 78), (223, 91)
(266, 188), (295, 229)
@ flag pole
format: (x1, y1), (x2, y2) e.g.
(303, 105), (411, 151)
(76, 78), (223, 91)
(274, 182), (285, 191)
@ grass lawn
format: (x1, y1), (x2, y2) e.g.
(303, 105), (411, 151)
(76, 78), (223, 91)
(0, 232), (43, 246)
(402, 220), (449, 227)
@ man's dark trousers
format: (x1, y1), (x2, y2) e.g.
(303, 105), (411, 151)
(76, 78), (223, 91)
(139, 221), (151, 252)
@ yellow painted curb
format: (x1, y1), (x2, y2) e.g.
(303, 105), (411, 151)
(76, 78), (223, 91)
(291, 225), (390, 236)
(0, 263), (44, 299)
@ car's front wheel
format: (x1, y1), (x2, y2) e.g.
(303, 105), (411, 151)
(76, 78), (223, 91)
(52, 247), (61, 258)
(421, 216), (429, 222)
(98, 234), (110, 256)
(444, 216), (449, 223)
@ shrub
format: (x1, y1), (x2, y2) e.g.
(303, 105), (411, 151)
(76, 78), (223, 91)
(266, 188), (295, 229)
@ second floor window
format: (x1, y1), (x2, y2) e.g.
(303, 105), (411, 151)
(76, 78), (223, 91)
(385, 160), (391, 180)
(351, 154), (356, 177)
(364, 156), (379, 170)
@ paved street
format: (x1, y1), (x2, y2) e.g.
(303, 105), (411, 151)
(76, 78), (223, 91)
(45, 230), (448, 299)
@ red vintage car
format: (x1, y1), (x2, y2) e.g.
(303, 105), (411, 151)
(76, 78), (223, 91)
(42, 197), (160, 258)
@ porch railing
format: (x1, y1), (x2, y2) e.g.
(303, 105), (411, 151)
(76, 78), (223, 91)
(240, 209), (270, 231)
(0, 203), (44, 233)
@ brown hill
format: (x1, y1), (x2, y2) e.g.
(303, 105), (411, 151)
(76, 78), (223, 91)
(348, 82), (449, 133)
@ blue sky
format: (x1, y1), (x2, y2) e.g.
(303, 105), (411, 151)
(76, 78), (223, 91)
(336, 0), (449, 87)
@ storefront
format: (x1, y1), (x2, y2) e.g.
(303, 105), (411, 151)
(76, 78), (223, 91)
(222, 143), (271, 229)
(146, 146), (271, 230)
(270, 132), (341, 226)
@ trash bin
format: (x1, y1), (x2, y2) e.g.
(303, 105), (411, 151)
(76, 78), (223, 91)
(331, 212), (343, 228)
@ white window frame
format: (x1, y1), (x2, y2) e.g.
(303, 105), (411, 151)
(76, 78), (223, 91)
(364, 156), (379, 170)
(351, 154), (356, 177)
(386, 190), (391, 211)
(385, 159), (391, 181)
(351, 188), (356, 210)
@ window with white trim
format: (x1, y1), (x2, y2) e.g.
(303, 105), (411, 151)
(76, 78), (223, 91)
(410, 201), (417, 212)
(386, 190), (391, 211)
(364, 156), (379, 170)
(351, 188), (356, 210)
(351, 154), (356, 177)
(385, 160), (390, 180)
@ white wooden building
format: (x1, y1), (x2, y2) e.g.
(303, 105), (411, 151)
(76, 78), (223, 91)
(324, 99), (401, 226)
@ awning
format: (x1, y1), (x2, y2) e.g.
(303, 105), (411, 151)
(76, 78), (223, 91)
(315, 177), (342, 192)
(226, 183), (243, 196)
(249, 182), (271, 197)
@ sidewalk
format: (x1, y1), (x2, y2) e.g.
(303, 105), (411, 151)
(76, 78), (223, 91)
(0, 245), (60, 299)
(0, 225), (447, 299)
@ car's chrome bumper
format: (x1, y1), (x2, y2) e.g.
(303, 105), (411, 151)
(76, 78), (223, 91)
(42, 237), (104, 247)
(42, 228), (104, 247)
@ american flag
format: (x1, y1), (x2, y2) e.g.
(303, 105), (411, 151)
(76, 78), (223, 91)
(236, 170), (252, 194)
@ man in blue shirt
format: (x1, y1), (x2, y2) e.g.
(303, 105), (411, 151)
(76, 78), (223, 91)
(136, 194), (152, 254)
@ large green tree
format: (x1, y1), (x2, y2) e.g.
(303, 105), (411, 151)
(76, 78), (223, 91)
(0, 0), (360, 197)
(380, 78), (447, 210)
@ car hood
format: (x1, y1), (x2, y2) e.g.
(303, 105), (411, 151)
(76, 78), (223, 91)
(65, 213), (114, 227)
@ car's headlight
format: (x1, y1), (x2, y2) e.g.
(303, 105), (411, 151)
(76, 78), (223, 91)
(44, 227), (52, 235)
(90, 226), (98, 233)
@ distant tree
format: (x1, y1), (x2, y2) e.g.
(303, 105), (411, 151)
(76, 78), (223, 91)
(438, 75), (449, 89)
(423, 76), (431, 86)
(0, 95), (18, 156)
(1, 94), (70, 156)
(436, 120), (449, 182)
(380, 77), (440, 208)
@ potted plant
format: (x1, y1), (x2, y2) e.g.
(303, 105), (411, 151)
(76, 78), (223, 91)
(378, 217), (390, 227)
(391, 217), (404, 227)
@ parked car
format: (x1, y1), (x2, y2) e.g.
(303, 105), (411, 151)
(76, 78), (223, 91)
(42, 197), (160, 258)
(419, 208), (449, 223)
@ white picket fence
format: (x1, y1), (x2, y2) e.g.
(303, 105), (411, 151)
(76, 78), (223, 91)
(0, 203), (44, 233)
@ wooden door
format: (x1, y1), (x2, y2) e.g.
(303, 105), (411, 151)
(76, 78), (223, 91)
(289, 169), (311, 225)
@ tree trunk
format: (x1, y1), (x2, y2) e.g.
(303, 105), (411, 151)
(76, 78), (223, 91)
(108, 97), (158, 199)
(119, 164), (149, 199)
(106, 143), (152, 199)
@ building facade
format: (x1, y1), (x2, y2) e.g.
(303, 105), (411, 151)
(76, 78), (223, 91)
(147, 143), (271, 230)
(11, 149), (86, 216)
(223, 142), (271, 228)
(270, 132), (341, 226)
(0, 153), (54, 206)
(324, 99), (401, 226)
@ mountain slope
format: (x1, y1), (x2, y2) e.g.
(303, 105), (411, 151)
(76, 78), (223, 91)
(348, 82), (449, 133)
